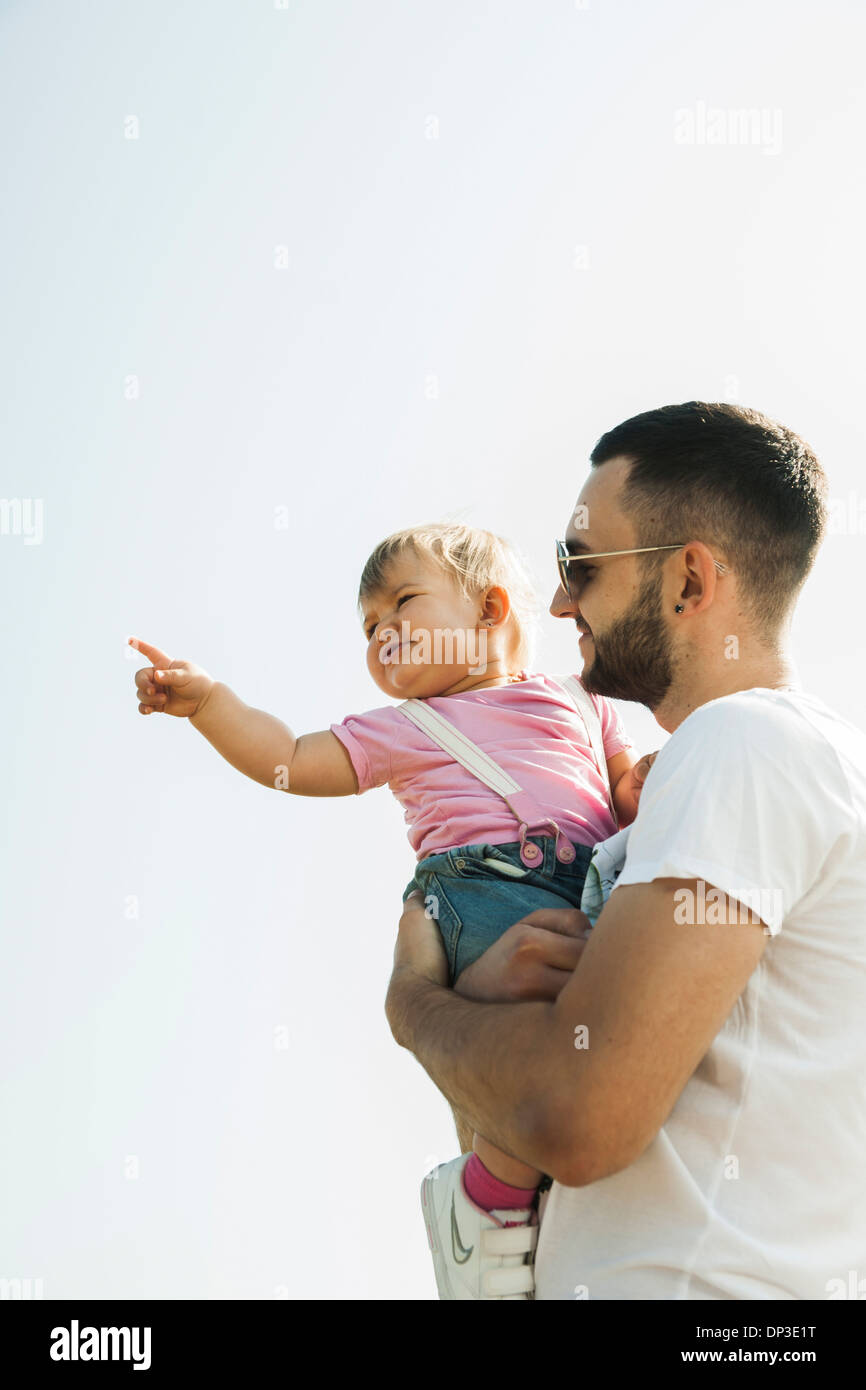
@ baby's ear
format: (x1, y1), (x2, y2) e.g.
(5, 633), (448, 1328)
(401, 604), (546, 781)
(479, 584), (511, 627)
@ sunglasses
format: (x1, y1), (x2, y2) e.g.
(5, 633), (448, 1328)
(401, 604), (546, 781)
(556, 540), (729, 600)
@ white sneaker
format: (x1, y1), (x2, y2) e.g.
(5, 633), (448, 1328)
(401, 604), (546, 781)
(420, 1153), (537, 1300)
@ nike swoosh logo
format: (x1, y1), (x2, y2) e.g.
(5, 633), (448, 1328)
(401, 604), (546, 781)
(451, 1195), (474, 1264)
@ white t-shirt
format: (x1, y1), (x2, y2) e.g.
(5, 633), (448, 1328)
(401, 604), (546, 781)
(535, 687), (866, 1301)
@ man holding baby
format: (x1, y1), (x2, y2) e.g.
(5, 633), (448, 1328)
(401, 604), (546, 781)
(387, 400), (866, 1301)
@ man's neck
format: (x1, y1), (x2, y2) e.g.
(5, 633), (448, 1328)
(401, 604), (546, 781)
(653, 646), (798, 733)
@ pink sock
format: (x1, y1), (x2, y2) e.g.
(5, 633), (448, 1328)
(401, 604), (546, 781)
(463, 1153), (538, 1217)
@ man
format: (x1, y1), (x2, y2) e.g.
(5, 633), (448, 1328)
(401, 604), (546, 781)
(386, 401), (866, 1300)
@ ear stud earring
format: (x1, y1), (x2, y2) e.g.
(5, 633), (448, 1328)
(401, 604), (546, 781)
(675, 604), (685, 613)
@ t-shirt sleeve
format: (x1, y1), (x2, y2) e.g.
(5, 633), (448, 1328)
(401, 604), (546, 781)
(329, 706), (398, 793)
(614, 694), (854, 935)
(593, 693), (636, 760)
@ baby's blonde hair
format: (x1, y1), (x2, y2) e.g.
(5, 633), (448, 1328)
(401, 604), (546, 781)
(357, 522), (540, 674)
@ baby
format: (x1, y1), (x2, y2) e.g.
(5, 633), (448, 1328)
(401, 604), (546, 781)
(129, 522), (649, 1301)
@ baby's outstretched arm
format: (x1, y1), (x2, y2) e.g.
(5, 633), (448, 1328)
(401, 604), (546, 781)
(129, 637), (358, 796)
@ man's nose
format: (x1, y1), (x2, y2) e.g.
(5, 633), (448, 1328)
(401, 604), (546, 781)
(549, 583), (578, 620)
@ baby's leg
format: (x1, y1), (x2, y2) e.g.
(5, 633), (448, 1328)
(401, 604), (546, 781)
(473, 1134), (541, 1190)
(452, 1108), (541, 1196)
(451, 1109), (540, 1188)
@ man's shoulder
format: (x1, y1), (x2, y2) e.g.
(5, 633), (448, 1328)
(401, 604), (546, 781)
(669, 687), (866, 797)
(678, 686), (856, 745)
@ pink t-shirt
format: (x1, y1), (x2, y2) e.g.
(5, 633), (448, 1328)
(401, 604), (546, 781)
(330, 672), (634, 859)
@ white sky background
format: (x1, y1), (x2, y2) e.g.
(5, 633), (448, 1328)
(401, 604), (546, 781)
(1, 0), (865, 1299)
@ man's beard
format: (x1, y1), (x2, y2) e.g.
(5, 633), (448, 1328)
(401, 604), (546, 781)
(580, 570), (675, 710)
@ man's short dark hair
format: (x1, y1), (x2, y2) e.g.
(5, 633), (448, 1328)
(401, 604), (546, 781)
(590, 401), (828, 634)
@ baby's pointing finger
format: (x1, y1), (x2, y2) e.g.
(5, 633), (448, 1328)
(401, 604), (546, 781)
(128, 637), (172, 668)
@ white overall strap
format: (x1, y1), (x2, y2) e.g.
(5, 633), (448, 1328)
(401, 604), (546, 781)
(397, 698), (555, 837)
(398, 698), (522, 799)
(554, 675), (614, 817)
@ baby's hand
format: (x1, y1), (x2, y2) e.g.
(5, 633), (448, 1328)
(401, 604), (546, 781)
(615, 750), (660, 823)
(129, 637), (215, 719)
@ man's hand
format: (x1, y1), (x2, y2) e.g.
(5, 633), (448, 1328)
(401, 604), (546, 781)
(453, 907), (591, 1003)
(386, 894), (592, 1053)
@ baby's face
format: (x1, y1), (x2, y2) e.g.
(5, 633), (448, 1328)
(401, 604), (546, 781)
(361, 553), (491, 699)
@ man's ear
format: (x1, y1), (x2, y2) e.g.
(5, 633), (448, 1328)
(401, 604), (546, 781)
(479, 585), (511, 628)
(674, 542), (725, 615)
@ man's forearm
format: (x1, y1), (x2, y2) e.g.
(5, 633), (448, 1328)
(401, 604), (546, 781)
(190, 682), (296, 788)
(387, 967), (565, 1174)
